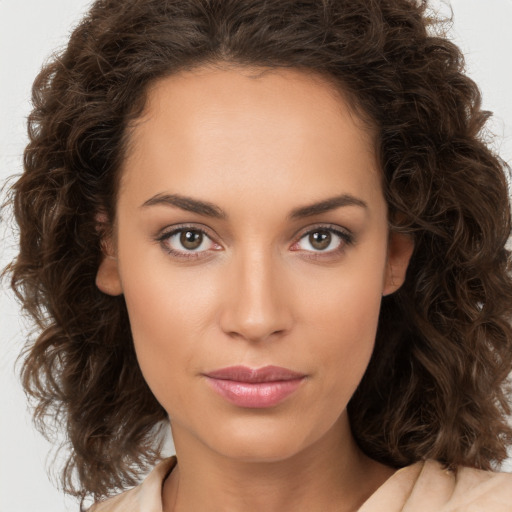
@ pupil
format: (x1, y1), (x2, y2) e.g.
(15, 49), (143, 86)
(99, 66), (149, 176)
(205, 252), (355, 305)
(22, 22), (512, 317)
(310, 231), (331, 250)
(180, 230), (202, 250)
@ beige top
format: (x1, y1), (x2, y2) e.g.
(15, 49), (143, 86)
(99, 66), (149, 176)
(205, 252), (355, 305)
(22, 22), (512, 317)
(89, 457), (512, 511)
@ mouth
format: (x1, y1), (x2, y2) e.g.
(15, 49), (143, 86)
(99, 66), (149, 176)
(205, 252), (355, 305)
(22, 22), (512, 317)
(202, 365), (307, 408)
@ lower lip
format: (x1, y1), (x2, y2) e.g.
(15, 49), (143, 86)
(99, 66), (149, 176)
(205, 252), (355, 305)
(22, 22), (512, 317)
(205, 377), (305, 408)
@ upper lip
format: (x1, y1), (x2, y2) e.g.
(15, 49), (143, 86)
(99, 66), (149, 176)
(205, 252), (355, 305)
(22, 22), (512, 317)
(204, 365), (306, 383)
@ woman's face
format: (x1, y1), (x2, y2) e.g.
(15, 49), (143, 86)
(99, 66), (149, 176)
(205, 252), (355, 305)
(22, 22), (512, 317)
(97, 65), (412, 462)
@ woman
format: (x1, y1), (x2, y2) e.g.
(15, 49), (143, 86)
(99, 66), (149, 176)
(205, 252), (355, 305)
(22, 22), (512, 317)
(6, 0), (512, 510)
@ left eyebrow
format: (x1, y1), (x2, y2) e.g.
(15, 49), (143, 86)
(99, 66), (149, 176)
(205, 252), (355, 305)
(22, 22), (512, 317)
(288, 194), (368, 219)
(140, 192), (368, 220)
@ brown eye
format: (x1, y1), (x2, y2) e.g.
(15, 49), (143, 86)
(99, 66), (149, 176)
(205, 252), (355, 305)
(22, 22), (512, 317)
(160, 225), (352, 260)
(158, 227), (217, 258)
(309, 230), (331, 250)
(180, 230), (203, 250)
(291, 226), (353, 256)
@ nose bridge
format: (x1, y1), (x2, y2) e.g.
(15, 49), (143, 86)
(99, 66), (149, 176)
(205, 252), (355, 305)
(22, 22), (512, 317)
(219, 243), (292, 342)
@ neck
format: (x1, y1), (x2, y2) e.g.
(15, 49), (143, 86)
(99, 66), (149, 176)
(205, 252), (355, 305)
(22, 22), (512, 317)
(162, 414), (394, 512)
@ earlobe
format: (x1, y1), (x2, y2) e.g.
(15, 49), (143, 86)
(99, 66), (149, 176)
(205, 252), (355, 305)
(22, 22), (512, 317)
(96, 253), (123, 296)
(95, 214), (123, 296)
(383, 231), (414, 296)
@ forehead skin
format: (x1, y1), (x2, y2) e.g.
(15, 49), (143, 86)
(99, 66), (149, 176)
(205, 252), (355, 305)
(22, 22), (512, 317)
(119, 65), (384, 226)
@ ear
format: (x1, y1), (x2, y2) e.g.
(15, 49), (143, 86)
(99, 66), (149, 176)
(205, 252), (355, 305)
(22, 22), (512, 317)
(95, 213), (123, 296)
(382, 231), (414, 296)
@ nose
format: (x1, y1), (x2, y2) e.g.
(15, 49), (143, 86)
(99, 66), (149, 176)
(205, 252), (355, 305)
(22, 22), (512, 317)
(218, 249), (294, 343)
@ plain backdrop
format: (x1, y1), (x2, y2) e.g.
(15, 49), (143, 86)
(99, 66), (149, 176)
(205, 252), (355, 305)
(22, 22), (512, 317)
(1, 1), (512, 511)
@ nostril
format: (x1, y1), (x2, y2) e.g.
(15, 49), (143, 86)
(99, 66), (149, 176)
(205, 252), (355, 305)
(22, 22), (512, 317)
(219, 299), (293, 343)
(217, 255), (294, 342)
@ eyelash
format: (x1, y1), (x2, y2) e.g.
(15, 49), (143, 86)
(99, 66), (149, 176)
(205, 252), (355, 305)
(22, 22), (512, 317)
(155, 224), (354, 261)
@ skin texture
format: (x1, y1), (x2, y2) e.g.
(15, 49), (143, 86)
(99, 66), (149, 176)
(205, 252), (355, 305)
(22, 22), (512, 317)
(96, 65), (414, 511)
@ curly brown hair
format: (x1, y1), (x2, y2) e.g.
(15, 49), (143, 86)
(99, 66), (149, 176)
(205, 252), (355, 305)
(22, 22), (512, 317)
(5, 0), (512, 504)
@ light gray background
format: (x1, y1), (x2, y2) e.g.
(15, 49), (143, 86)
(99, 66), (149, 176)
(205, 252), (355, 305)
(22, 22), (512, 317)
(1, 1), (511, 511)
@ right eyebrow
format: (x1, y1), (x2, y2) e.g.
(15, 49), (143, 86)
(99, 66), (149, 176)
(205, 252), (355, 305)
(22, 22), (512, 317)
(140, 192), (368, 220)
(140, 193), (227, 219)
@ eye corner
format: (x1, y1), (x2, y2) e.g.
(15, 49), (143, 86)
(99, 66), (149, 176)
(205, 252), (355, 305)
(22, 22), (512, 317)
(290, 224), (355, 258)
(154, 224), (222, 261)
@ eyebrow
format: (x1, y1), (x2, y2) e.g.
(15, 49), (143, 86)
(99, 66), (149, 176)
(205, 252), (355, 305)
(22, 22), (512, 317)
(141, 193), (227, 219)
(140, 192), (368, 219)
(289, 194), (367, 219)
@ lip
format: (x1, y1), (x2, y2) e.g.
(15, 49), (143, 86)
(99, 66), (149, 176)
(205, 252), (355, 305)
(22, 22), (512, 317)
(203, 365), (306, 408)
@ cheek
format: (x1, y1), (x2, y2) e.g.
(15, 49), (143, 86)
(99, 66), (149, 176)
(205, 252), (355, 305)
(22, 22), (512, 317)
(300, 250), (387, 393)
(119, 224), (218, 335)
(313, 286), (382, 367)
(116, 240), (216, 397)
(122, 278), (211, 415)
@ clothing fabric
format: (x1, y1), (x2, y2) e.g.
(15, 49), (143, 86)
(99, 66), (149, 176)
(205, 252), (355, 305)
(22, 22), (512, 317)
(89, 456), (512, 511)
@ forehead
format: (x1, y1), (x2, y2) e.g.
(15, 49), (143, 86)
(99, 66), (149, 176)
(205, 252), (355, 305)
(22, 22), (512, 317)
(119, 65), (382, 211)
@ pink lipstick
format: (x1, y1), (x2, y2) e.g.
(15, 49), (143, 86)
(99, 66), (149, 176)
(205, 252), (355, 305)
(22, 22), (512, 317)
(203, 365), (306, 408)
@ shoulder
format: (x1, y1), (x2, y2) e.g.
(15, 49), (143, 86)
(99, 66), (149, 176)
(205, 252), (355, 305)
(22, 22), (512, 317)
(87, 456), (512, 512)
(425, 460), (512, 512)
(88, 456), (177, 512)
(359, 459), (512, 512)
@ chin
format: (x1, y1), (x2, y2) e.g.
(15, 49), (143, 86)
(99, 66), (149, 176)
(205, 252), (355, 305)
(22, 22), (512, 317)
(200, 414), (330, 464)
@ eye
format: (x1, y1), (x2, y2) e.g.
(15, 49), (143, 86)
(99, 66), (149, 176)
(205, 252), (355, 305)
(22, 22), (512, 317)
(291, 226), (354, 257)
(157, 226), (220, 259)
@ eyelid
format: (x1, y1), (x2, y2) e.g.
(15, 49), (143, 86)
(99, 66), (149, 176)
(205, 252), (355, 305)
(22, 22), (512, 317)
(155, 222), (355, 260)
(293, 223), (353, 241)
(290, 224), (355, 257)
(155, 223), (221, 260)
